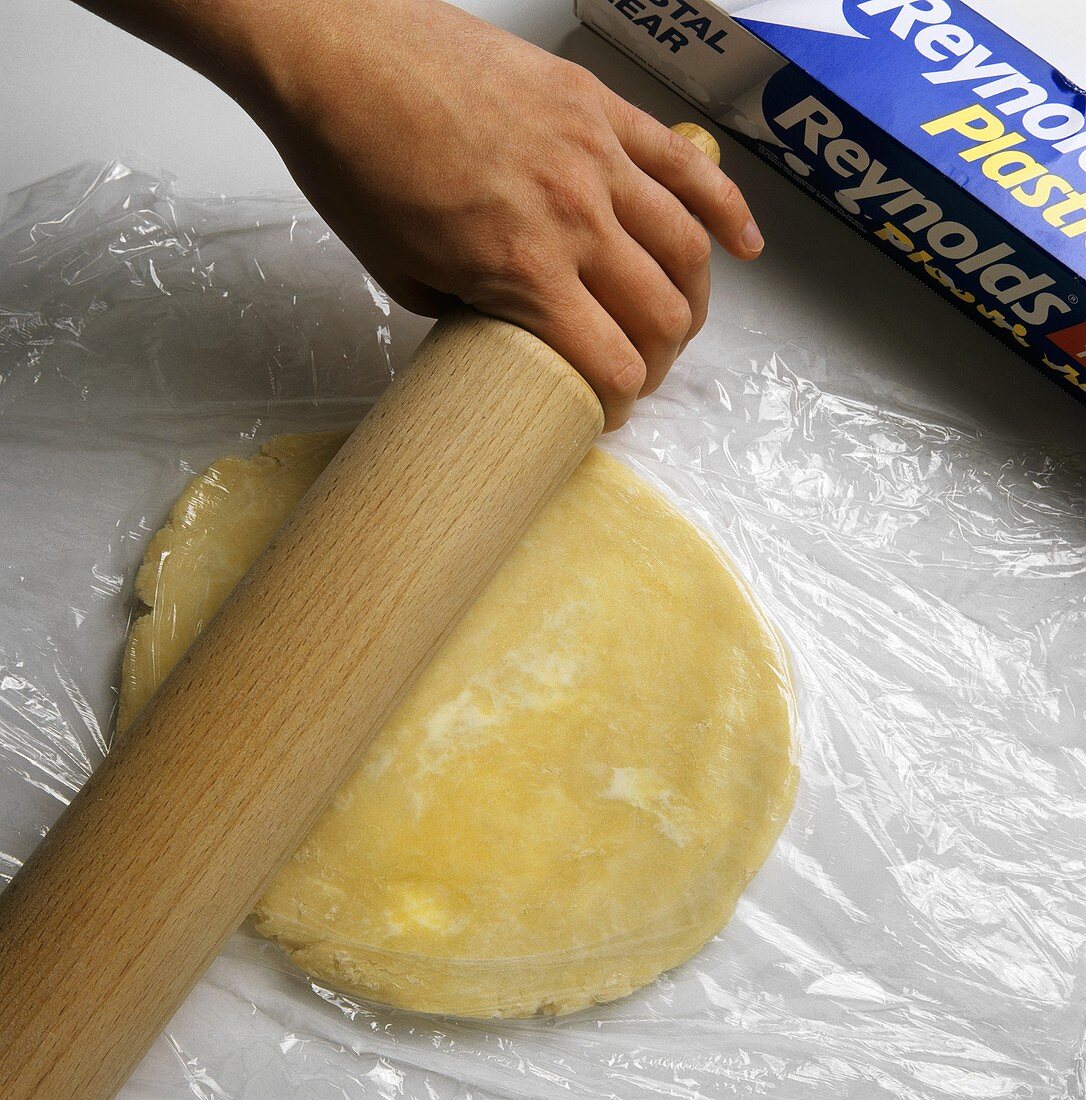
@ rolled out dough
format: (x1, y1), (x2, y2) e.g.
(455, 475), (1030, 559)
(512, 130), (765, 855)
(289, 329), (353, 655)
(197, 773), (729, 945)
(119, 434), (796, 1018)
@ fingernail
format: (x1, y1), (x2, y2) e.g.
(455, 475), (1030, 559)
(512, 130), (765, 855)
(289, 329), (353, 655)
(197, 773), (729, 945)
(741, 219), (764, 256)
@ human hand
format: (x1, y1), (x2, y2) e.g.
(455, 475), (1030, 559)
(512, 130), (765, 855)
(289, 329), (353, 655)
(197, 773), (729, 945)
(80, 0), (764, 430)
(242, 0), (765, 428)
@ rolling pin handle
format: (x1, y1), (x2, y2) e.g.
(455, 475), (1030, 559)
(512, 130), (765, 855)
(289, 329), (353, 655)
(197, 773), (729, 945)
(670, 121), (721, 166)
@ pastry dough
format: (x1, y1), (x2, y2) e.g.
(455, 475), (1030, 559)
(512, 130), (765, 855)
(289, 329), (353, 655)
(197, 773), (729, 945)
(120, 434), (796, 1018)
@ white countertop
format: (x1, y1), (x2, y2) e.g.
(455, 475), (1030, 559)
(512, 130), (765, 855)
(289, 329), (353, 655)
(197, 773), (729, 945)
(2, 6), (1084, 1097)
(2, 0), (1082, 440)
(4, 1), (1081, 200)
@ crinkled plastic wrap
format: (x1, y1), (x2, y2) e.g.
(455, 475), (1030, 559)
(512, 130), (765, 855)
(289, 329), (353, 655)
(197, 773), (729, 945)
(2, 162), (1085, 1099)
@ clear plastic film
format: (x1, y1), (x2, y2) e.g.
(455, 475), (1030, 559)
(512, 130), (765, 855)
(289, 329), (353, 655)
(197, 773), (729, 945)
(1, 162), (1085, 1099)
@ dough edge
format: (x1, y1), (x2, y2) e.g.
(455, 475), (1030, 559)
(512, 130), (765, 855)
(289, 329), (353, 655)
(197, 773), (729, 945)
(121, 435), (798, 1019)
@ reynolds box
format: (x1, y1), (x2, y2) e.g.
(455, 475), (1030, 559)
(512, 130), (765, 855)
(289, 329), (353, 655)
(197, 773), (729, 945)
(576, 0), (1086, 404)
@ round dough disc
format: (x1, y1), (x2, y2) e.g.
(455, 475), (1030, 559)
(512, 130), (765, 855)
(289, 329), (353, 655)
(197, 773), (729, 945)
(120, 434), (796, 1018)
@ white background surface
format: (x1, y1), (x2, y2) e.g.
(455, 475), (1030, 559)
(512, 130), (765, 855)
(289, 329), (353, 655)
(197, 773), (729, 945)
(3, 0), (1084, 453)
(2, 1), (1083, 200)
(2, 5), (1085, 1097)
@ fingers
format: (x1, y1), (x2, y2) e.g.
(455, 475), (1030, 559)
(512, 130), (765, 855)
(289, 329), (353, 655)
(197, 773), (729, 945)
(608, 100), (763, 261)
(580, 221), (692, 398)
(611, 170), (711, 371)
(501, 282), (647, 432)
(544, 284), (646, 432)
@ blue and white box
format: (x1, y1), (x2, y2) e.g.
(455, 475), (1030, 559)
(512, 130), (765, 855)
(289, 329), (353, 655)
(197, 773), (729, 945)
(576, 0), (1086, 404)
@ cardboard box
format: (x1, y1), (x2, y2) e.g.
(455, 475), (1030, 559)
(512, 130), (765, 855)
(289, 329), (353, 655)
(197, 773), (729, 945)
(577, 0), (1086, 405)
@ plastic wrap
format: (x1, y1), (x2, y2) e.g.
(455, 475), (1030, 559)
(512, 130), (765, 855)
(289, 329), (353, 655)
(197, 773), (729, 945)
(1, 162), (1085, 1099)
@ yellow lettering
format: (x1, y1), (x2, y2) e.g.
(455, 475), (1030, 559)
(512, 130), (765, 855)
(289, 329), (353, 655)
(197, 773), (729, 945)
(876, 222), (914, 252)
(1041, 354), (1084, 388)
(1011, 173), (1074, 208)
(981, 151), (1047, 190)
(959, 131), (1026, 162)
(1043, 191), (1086, 227)
(923, 104), (1006, 149)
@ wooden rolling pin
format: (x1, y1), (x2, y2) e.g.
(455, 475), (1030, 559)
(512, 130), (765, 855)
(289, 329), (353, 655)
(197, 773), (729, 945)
(0, 123), (720, 1100)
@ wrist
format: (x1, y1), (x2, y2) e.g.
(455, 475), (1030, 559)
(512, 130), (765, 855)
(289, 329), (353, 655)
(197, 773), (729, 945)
(173, 0), (296, 113)
(233, 0), (390, 119)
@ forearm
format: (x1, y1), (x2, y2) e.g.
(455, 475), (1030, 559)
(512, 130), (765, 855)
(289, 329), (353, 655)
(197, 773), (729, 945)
(69, 0), (761, 429)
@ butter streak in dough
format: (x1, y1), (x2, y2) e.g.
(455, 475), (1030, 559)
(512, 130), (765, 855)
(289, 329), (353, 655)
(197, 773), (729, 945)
(120, 434), (796, 1018)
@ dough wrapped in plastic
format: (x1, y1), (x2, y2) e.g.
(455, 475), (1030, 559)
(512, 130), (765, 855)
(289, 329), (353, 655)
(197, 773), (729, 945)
(120, 436), (797, 1018)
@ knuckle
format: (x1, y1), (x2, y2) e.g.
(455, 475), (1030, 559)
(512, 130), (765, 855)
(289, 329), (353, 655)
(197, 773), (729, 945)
(572, 123), (615, 163)
(497, 243), (539, 287)
(598, 354), (646, 400)
(656, 293), (693, 346)
(676, 218), (712, 269)
(660, 130), (699, 175)
(464, 237), (545, 297)
(715, 175), (747, 223)
(560, 62), (605, 103)
(537, 168), (600, 231)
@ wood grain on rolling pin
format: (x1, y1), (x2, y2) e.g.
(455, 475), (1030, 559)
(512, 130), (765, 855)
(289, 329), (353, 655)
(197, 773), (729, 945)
(0, 311), (601, 1100)
(0, 121), (720, 1100)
